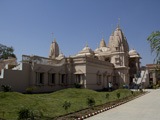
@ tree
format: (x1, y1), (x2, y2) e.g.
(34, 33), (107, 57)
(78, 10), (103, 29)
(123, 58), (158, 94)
(147, 31), (160, 64)
(0, 44), (16, 60)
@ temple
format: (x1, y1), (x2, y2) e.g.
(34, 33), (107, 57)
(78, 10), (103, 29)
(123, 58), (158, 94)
(0, 24), (142, 93)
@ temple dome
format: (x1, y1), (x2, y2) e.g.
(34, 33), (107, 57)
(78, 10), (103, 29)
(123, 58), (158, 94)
(77, 44), (94, 56)
(58, 52), (65, 58)
(129, 48), (140, 58)
(100, 47), (110, 52)
(82, 46), (92, 52)
(94, 47), (102, 53)
(56, 52), (65, 60)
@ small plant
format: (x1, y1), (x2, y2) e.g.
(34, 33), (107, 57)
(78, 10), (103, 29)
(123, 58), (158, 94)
(139, 88), (143, 92)
(18, 107), (43, 120)
(26, 87), (36, 94)
(18, 108), (30, 120)
(119, 84), (126, 89)
(158, 81), (160, 86)
(156, 84), (159, 88)
(153, 85), (156, 89)
(106, 93), (110, 99)
(86, 97), (95, 110)
(131, 91), (134, 95)
(117, 93), (120, 99)
(74, 83), (82, 88)
(1, 85), (11, 92)
(62, 101), (71, 113)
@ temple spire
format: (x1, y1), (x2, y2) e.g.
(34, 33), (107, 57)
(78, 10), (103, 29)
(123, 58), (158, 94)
(102, 32), (104, 40)
(54, 37), (56, 42)
(117, 18), (120, 28)
(51, 32), (54, 42)
(86, 41), (88, 47)
(111, 24), (114, 35)
(122, 26), (125, 36)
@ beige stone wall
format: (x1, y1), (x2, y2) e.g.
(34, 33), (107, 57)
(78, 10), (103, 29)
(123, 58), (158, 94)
(0, 63), (29, 92)
(85, 58), (114, 90)
(0, 57), (17, 74)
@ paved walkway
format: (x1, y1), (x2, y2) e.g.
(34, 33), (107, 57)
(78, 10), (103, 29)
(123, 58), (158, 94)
(86, 89), (160, 120)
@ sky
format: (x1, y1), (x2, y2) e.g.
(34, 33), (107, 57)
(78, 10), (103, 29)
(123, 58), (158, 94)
(0, 0), (160, 66)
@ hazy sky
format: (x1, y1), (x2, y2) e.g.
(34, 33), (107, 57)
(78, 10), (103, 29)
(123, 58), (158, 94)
(0, 0), (160, 66)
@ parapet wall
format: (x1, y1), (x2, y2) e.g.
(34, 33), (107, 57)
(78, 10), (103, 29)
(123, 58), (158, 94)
(0, 57), (17, 73)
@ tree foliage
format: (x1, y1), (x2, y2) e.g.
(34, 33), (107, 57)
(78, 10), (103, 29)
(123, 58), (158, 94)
(0, 44), (16, 60)
(147, 31), (160, 64)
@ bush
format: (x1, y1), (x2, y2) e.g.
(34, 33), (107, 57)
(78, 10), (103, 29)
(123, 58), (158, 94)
(156, 84), (159, 88)
(106, 93), (110, 99)
(131, 91), (134, 95)
(158, 81), (160, 85)
(139, 88), (143, 92)
(117, 93), (120, 99)
(62, 101), (71, 113)
(26, 87), (36, 94)
(86, 97), (95, 110)
(18, 107), (43, 120)
(153, 85), (156, 89)
(74, 83), (82, 88)
(18, 108), (30, 120)
(1, 85), (11, 92)
(119, 84), (126, 89)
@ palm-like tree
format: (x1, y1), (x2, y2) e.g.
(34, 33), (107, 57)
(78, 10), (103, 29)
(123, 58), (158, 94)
(147, 31), (160, 64)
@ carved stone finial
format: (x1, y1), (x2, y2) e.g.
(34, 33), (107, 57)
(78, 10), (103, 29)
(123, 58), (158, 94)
(111, 24), (114, 35)
(51, 32), (54, 41)
(117, 18), (120, 28)
(86, 41), (88, 47)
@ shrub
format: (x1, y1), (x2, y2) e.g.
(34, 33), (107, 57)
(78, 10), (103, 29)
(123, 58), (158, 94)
(1, 85), (11, 92)
(117, 93), (120, 99)
(18, 108), (30, 120)
(153, 85), (156, 89)
(139, 88), (143, 92)
(131, 91), (134, 95)
(158, 81), (160, 85)
(18, 107), (43, 120)
(86, 97), (95, 110)
(156, 84), (159, 88)
(119, 84), (126, 89)
(106, 93), (110, 99)
(74, 83), (82, 88)
(26, 87), (36, 94)
(62, 101), (71, 113)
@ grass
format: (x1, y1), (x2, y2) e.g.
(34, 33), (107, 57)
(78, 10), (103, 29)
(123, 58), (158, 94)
(0, 88), (137, 120)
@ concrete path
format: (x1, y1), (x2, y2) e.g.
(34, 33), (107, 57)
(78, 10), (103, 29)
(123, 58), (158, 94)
(86, 89), (160, 120)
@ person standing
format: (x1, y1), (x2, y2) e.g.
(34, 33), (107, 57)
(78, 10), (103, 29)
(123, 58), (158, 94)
(109, 82), (112, 91)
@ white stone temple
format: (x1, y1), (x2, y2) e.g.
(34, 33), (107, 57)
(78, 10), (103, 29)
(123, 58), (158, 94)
(0, 24), (141, 93)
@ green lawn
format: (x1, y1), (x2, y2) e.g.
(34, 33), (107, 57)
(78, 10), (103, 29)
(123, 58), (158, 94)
(0, 88), (134, 120)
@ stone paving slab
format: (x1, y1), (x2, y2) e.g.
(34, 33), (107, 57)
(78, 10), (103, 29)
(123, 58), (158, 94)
(86, 89), (160, 120)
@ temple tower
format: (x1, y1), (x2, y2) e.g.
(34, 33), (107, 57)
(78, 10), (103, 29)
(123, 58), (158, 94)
(49, 34), (59, 59)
